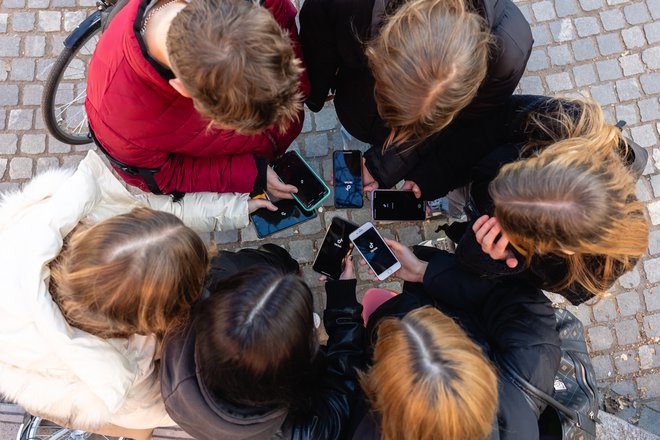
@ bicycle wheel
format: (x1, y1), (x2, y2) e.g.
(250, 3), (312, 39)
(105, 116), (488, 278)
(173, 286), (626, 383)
(41, 18), (101, 145)
(19, 415), (125, 440)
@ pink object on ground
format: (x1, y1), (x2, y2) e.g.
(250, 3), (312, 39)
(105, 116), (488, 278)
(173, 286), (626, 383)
(362, 288), (398, 325)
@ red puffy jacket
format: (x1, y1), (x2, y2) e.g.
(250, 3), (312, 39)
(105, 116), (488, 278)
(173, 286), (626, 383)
(86, 0), (310, 194)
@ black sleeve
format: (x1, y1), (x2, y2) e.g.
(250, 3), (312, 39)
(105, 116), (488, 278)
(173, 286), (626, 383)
(299, 0), (339, 112)
(252, 156), (268, 193)
(205, 244), (300, 292)
(363, 143), (424, 189)
(291, 279), (365, 440)
(455, 224), (525, 279)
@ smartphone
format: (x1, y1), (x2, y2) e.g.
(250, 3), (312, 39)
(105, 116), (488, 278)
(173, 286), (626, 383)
(371, 190), (426, 221)
(272, 151), (330, 211)
(333, 150), (363, 208)
(349, 222), (401, 280)
(312, 217), (359, 279)
(250, 198), (317, 238)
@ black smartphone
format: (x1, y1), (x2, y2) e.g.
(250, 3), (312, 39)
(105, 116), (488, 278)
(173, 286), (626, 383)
(272, 151), (330, 211)
(333, 150), (363, 208)
(250, 198), (317, 238)
(312, 217), (359, 279)
(371, 190), (426, 221)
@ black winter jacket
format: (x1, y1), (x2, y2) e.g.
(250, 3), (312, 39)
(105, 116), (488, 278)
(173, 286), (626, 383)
(347, 248), (562, 440)
(299, 0), (533, 190)
(160, 245), (365, 440)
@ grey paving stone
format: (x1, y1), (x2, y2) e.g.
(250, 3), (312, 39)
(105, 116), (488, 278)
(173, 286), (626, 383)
(575, 16), (601, 37)
(601, 9), (627, 30)
(63, 11), (86, 32)
(304, 133), (329, 157)
(643, 313), (660, 339)
(301, 112), (312, 133)
(0, 84), (19, 106)
(616, 78), (642, 101)
(547, 72), (574, 92)
(35, 58), (55, 81)
(639, 344), (660, 369)
(0, 13), (8, 32)
(592, 354), (614, 380)
(620, 267), (641, 289)
(649, 230), (660, 256)
(556, 0), (579, 17)
(638, 176), (653, 201)
(349, 208), (371, 226)
(644, 286), (660, 311)
(23, 34), (44, 57)
(579, 0), (604, 11)
(615, 319), (642, 345)
(61, 155), (85, 169)
(36, 157), (59, 174)
(616, 103), (640, 125)
(288, 239), (315, 263)
(642, 46), (660, 69)
(298, 215), (322, 235)
(572, 38), (598, 61)
(590, 83), (617, 105)
(532, 1), (557, 21)
(0, 134), (18, 154)
(650, 0), (660, 19)
(645, 21), (660, 43)
(614, 350), (640, 374)
(20, 134), (45, 154)
(644, 256), (660, 283)
(2, 0), (25, 7)
(7, 109), (33, 130)
(598, 33), (625, 55)
(639, 404), (660, 435)
(619, 53), (645, 76)
(314, 107), (338, 131)
(573, 64), (598, 86)
(527, 49), (549, 71)
(12, 12), (34, 32)
(46, 136), (71, 154)
(588, 325), (615, 351)
(639, 98), (660, 123)
(213, 229), (238, 245)
(648, 200), (660, 225)
(51, 0), (75, 6)
(596, 59), (623, 81)
(37, 10), (60, 32)
(397, 226), (422, 247)
(637, 373), (660, 398)
(323, 209), (349, 228)
(531, 24), (552, 46)
(9, 157), (33, 179)
(617, 290), (642, 316)
(0, 35), (20, 56)
(630, 124), (658, 148)
(640, 73), (660, 94)
(548, 44), (573, 65)
(622, 26), (647, 48)
(22, 84), (42, 106)
(10, 58), (35, 81)
(593, 296), (618, 321)
(518, 76), (544, 94)
(0, 109), (5, 130)
(549, 19), (575, 42)
(26, 0), (48, 6)
(0, 158), (6, 180)
(624, 2), (652, 25)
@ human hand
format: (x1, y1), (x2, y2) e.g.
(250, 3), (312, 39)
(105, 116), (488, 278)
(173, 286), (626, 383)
(383, 238), (428, 283)
(339, 255), (355, 280)
(266, 166), (297, 199)
(473, 215), (518, 268)
(247, 198), (278, 214)
(362, 159), (379, 192)
(401, 180), (422, 199)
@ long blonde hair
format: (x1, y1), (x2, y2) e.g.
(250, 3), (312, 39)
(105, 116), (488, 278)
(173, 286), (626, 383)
(360, 307), (498, 440)
(50, 207), (209, 339)
(490, 98), (649, 296)
(366, 0), (491, 149)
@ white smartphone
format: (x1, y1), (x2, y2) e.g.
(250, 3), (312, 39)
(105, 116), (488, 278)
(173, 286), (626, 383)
(349, 222), (401, 281)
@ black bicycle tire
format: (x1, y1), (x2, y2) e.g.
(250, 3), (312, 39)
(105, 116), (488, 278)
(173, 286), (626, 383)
(41, 20), (101, 146)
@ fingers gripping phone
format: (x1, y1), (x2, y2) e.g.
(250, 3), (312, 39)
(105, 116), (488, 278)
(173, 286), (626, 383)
(371, 190), (426, 221)
(272, 151), (330, 211)
(313, 217), (359, 279)
(349, 222), (401, 280)
(333, 150), (363, 208)
(250, 194), (317, 238)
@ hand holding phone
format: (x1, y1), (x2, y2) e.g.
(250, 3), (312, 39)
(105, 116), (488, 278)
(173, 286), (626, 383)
(381, 238), (428, 283)
(349, 222), (401, 280)
(272, 151), (330, 211)
(313, 217), (358, 279)
(266, 166), (297, 200)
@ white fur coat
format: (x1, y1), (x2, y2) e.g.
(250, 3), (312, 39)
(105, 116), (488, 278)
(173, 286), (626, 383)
(0, 151), (249, 429)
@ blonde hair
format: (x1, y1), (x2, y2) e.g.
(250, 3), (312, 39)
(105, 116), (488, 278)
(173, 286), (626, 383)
(361, 307), (498, 440)
(50, 208), (208, 339)
(366, 0), (491, 149)
(490, 98), (649, 296)
(167, 0), (303, 134)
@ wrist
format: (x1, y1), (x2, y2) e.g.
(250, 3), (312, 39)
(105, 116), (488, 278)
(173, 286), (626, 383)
(415, 261), (428, 283)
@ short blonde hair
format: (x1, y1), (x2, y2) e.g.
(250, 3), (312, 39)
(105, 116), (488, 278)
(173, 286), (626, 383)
(167, 0), (303, 134)
(366, 0), (491, 149)
(361, 307), (498, 440)
(50, 208), (208, 339)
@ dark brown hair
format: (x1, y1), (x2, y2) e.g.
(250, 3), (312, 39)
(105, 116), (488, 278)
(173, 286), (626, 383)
(50, 207), (208, 339)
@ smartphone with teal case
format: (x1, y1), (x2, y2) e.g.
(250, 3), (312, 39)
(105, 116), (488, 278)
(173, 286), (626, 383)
(272, 151), (330, 212)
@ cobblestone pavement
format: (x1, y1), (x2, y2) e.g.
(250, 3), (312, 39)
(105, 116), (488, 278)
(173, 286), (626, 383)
(0, 0), (659, 435)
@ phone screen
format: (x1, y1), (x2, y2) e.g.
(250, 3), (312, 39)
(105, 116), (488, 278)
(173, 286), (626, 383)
(313, 217), (358, 279)
(333, 151), (363, 208)
(372, 190), (426, 221)
(250, 199), (317, 238)
(273, 152), (329, 210)
(351, 226), (398, 277)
